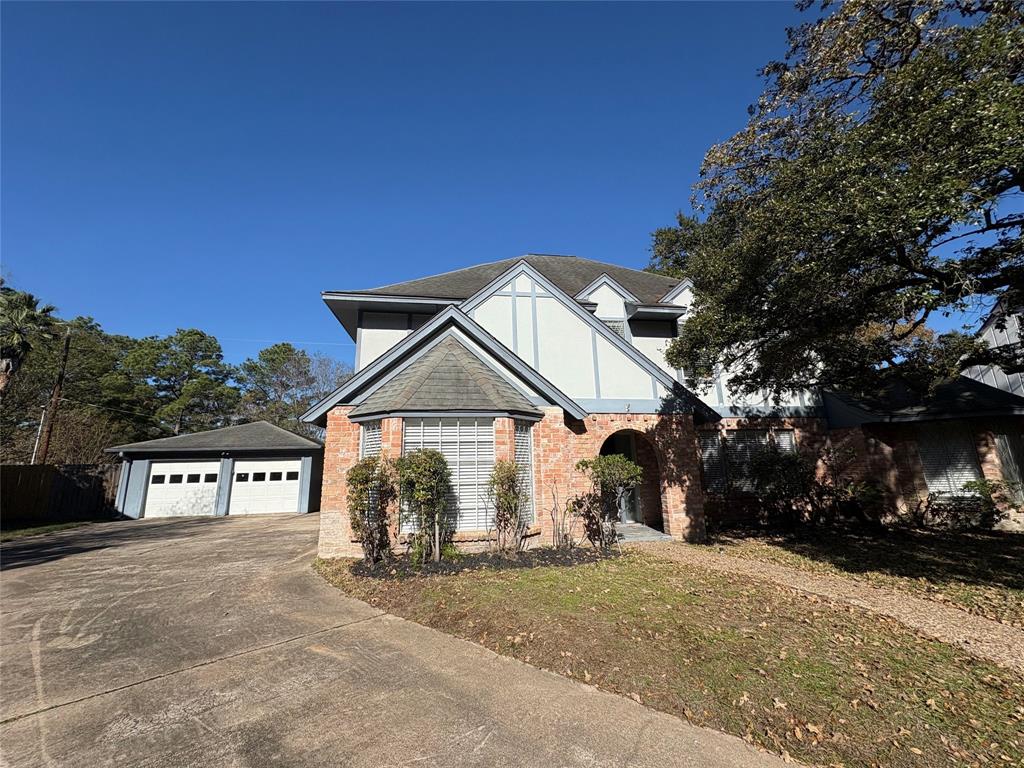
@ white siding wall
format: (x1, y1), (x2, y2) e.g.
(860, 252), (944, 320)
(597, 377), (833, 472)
(587, 283), (627, 319)
(471, 274), (661, 402)
(356, 312), (434, 371)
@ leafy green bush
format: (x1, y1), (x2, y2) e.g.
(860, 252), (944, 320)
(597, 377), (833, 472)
(487, 459), (529, 555)
(396, 449), (452, 565)
(573, 454), (644, 550)
(346, 456), (397, 565)
(749, 446), (885, 528)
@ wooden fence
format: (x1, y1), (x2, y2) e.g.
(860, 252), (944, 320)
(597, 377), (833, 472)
(1, 464), (121, 529)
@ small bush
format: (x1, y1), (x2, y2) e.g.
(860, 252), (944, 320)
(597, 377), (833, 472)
(396, 449), (452, 565)
(573, 454), (643, 550)
(346, 456), (398, 565)
(487, 459), (529, 555)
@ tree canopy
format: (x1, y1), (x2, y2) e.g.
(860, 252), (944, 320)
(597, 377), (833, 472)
(0, 287), (353, 464)
(651, 0), (1022, 398)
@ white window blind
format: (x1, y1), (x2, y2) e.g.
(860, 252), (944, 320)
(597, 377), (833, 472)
(699, 433), (727, 494)
(725, 430), (770, 493)
(360, 420), (382, 458)
(402, 417), (495, 531)
(774, 430), (797, 454)
(514, 420), (534, 522)
(995, 431), (1024, 503)
(917, 424), (982, 495)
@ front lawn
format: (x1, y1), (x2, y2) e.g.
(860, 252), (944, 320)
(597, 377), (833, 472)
(708, 528), (1024, 627)
(316, 551), (1024, 768)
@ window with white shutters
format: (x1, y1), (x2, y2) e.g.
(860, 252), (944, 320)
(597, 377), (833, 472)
(402, 417), (495, 531)
(514, 420), (534, 522)
(360, 420), (382, 458)
(917, 423), (982, 495)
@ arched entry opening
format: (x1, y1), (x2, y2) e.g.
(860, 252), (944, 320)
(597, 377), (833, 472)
(599, 430), (664, 531)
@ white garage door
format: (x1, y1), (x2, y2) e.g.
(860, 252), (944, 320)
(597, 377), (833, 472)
(228, 459), (302, 515)
(144, 461), (220, 518)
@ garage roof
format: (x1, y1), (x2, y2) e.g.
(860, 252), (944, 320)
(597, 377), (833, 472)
(107, 421), (323, 454)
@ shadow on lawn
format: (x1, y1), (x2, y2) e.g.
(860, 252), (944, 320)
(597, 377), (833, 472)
(711, 525), (1024, 591)
(348, 547), (613, 581)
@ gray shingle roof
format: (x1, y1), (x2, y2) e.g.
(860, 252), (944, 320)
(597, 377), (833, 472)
(823, 376), (1024, 426)
(348, 336), (541, 419)
(334, 254), (682, 305)
(107, 421), (323, 454)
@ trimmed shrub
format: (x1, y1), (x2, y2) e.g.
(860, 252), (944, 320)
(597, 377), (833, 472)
(346, 456), (398, 565)
(487, 459), (530, 555)
(396, 449), (452, 565)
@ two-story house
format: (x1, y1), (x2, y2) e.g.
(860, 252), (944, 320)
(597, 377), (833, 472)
(304, 255), (1024, 557)
(304, 254), (828, 557)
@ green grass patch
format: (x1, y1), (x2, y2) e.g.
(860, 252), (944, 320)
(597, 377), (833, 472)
(0, 520), (97, 542)
(708, 528), (1024, 627)
(317, 551), (1024, 768)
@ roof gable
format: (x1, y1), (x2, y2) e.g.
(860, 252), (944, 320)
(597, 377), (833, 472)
(461, 260), (679, 392)
(301, 306), (586, 425)
(348, 336), (541, 420)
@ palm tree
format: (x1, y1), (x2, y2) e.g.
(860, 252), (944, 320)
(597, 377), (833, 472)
(0, 280), (56, 399)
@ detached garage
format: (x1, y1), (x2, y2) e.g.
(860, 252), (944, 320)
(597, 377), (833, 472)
(108, 421), (323, 519)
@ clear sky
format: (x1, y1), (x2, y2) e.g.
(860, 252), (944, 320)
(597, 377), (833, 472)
(2, 1), (807, 367)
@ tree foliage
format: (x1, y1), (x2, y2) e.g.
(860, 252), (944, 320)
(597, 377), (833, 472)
(235, 343), (351, 439)
(0, 282), (353, 464)
(652, 0), (1023, 398)
(0, 280), (56, 399)
(124, 329), (239, 436)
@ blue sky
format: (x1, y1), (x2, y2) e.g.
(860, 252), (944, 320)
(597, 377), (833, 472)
(2, 1), (807, 367)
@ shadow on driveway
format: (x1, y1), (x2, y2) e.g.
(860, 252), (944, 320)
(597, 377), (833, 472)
(0, 516), (238, 571)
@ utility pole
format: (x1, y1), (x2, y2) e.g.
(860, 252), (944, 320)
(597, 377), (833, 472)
(35, 328), (71, 465)
(30, 405), (46, 464)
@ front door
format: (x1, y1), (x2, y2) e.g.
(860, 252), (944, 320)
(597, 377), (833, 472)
(600, 433), (641, 523)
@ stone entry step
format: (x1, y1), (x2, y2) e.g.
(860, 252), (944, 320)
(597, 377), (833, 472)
(617, 522), (673, 542)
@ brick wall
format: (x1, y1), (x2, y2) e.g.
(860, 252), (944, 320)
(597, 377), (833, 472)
(317, 406), (708, 557)
(317, 406), (363, 558)
(530, 408), (706, 544)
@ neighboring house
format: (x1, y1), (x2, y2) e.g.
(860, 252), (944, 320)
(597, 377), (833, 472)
(109, 421), (323, 519)
(300, 254), (1024, 555)
(965, 301), (1023, 397)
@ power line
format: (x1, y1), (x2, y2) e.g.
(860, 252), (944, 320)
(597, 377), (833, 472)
(219, 337), (355, 347)
(58, 397), (158, 420)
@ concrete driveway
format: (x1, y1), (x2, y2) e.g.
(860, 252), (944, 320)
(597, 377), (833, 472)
(0, 514), (782, 767)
